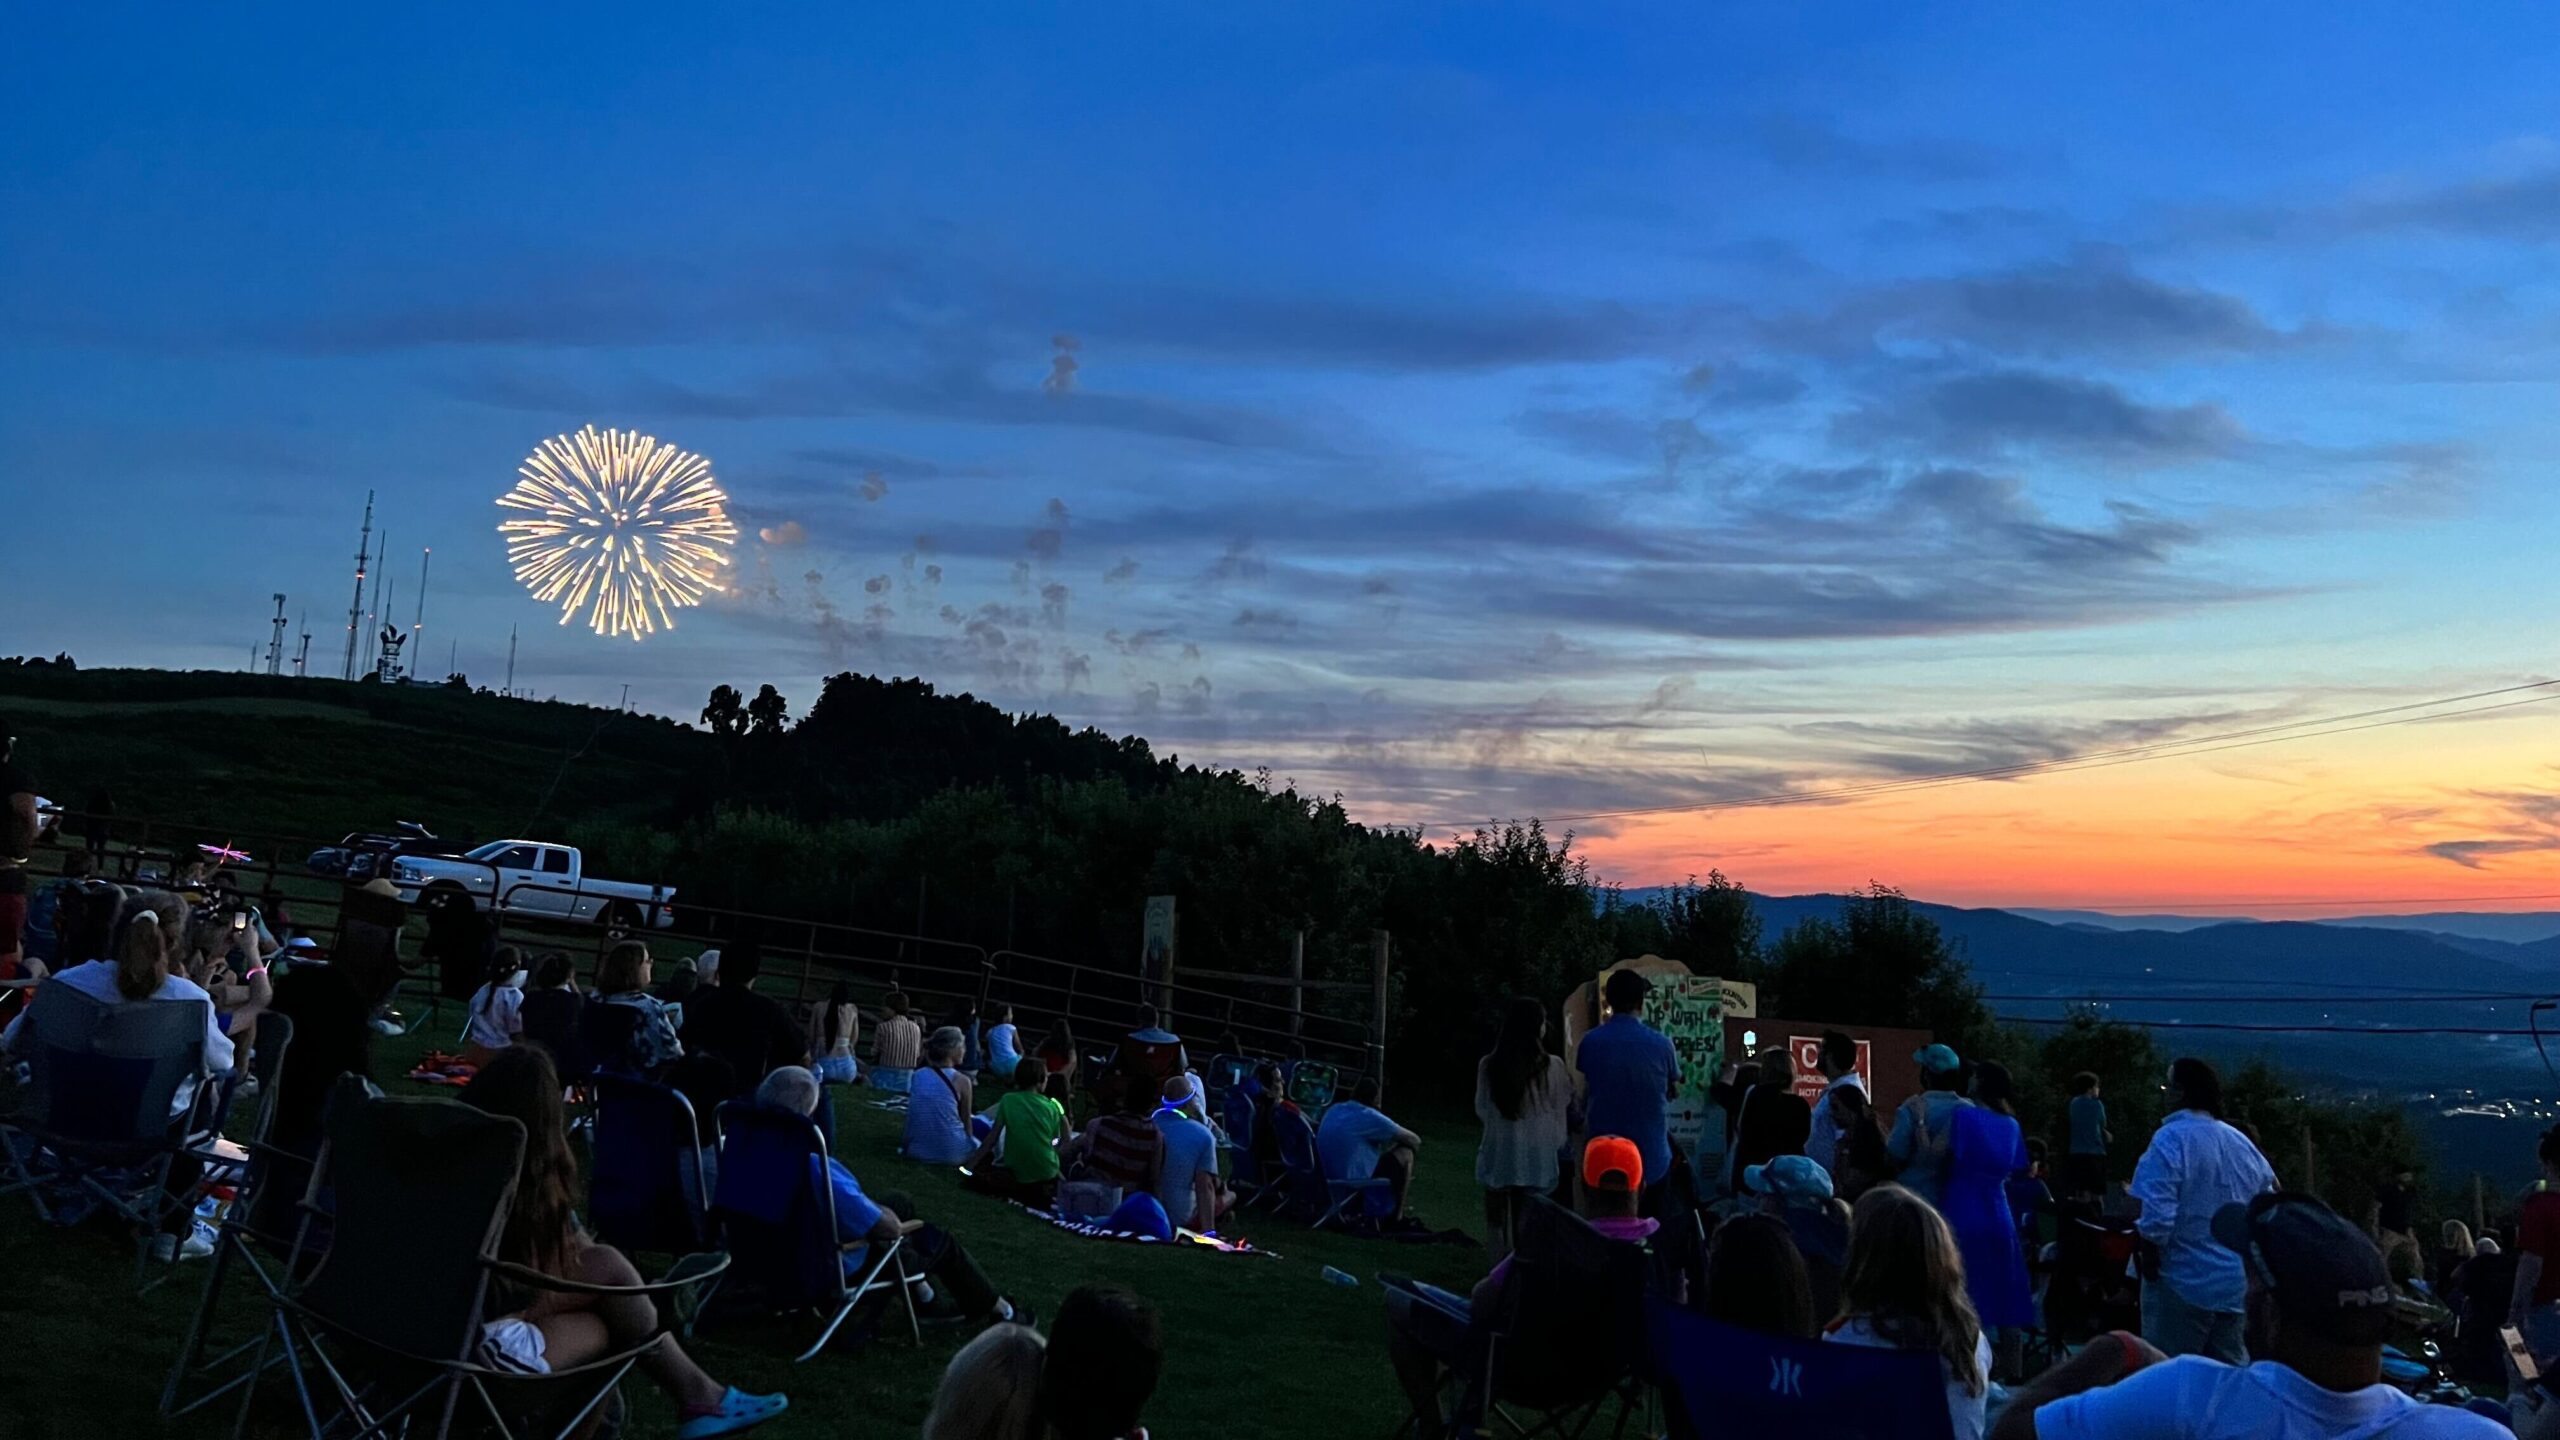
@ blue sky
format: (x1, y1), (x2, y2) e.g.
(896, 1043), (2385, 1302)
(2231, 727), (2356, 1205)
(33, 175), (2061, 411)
(8, 4), (2560, 897)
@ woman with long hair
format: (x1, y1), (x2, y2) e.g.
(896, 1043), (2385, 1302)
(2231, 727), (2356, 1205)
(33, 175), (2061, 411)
(814, 979), (860, 1084)
(585, 939), (682, 1078)
(1474, 996), (1569, 1257)
(461, 944), (528, 1068)
(458, 1047), (785, 1439)
(1702, 1213), (1817, 1339)
(1826, 1082), (1892, 1201)
(1827, 1184), (1994, 1440)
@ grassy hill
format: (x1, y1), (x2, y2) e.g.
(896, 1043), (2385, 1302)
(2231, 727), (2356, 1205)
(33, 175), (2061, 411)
(0, 667), (703, 850)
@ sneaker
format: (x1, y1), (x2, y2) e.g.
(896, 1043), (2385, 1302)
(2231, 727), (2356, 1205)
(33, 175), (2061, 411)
(183, 1225), (216, 1259)
(148, 1229), (213, 1264)
(675, 1387), (787, 1440)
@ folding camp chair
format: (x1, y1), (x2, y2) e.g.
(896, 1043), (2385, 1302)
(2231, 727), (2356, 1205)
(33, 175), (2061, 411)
(1220, 1084), (1277, 1211)
(1473, 1195), (1651, 1438)
(710, 1101), (922, 1362)
(1, 982), (212, 1286)
(1269, 1102), (1388, 1229)
(1646, 1298), (1956, 1440)
(1285, 1058), (1340, 1119)
(261, 1080), (727, 1440)
(587, 1074), (715, 1257)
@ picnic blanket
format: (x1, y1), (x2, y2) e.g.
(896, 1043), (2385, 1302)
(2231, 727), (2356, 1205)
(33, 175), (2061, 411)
(1013, 1201), (1279, 1259)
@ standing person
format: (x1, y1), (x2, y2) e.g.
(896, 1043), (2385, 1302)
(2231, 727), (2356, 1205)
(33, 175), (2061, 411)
(2512, 1127), (2560, 1365)
(0, 724), (41, 1004)
(2064, 1072), (2113, 1202)
(1716, 1045), (1813, 1193)
(2368, 1169), (2422, 1288)
(78, 785), (113, 866)
(1576, 968), (1680, 1214)
(1805, 1030), (1868, 1183)
(1474, 996), (1571, 1258)
(2130, 1057), (2276, 1364)
(457, 1047), (788, 1440)
(2432, 1218), (2476, 1300)
(1320, 1077), (1424, 1224)
(1991, 1192), (2507, 1440)
(1828, 1184), (1998, 1440)
(872, 991), (923, 1094)
(904, 1026), (978, 1165)
(1948, 1060), (2036, 1378)
(1888, 1044), (1976, 1209)
(1828, 1081), (1893, 1202)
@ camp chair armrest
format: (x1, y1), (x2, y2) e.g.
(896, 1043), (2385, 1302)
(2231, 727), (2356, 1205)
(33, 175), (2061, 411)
(486, 1255), (732, 1297)
(895, 1218), (926, 1236)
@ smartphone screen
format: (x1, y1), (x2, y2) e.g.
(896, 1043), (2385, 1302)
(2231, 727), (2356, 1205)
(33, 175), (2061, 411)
(2505, 1325), (2540, 1382)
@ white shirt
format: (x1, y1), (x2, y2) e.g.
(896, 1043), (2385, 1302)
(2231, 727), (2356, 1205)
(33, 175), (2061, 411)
(465, 982), (524, 1050)
(1826, 1316), (1996, 1440)
(2034, 1355), (2507, 1440)
(2, 959), (235, 1116)
(1807, 1070), (1868, 1172)
(2129, 1110), (2276, 1312)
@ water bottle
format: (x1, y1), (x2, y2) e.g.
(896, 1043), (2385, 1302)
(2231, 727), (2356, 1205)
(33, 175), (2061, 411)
(1321, 1266), (1358, 1288)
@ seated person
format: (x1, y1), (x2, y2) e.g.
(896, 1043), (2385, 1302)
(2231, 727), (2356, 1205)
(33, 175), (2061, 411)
(1067, 1077), (1166, 1204)
(1385, 1137), (1659, 1440)
(871, 991), (923, 1093)
(1039, 1284), (1164, 1440)
(984, 1003), (1024, 1078)
(923, 1322), (1044, 1440)
(1249, 1061), (1297, 1179)
(965, 1057), (1068, 1205)
(583, 940), (683, 1079)
(461, 945), (528, 1067)
(753, 1067), (1029, 1328)
(514, 952), (587, 1077)
(1153, 1073), (1232, 1232)
(1991, 1191), (2505, 1440)
(1318, 1077), (1422, 1222)
(1746, 1153), (1849, 1320)
(678, 940), (808, 1099)
(1113, 1004), (1188, 1087)
(902, 1026), (978, 1165)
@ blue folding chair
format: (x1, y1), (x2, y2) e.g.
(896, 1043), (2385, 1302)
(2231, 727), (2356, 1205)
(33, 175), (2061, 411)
(709, 1102), (921, 1361)
(1647, 1298), (1956, 1440)
(0, 983), (211, 1286)
(1269, 1102), (1386, 1229)
(1284, 1059), (1340, 1120)
(587, 1074), (714, 1256)
(1219, 1083), (1277, 1212)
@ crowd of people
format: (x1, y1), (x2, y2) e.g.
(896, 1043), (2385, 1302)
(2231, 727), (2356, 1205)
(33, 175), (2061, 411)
(0, 722), (2550, 1439)
(1418, 964), (2515, 1440)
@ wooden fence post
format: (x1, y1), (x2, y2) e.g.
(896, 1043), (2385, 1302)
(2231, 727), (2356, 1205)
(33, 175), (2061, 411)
(1368, 930), (1391, 1101)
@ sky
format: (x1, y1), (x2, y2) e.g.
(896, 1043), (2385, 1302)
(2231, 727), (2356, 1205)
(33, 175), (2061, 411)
(6, 4), (2560, 910)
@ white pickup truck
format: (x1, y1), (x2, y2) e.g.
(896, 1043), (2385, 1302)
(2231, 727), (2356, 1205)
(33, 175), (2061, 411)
(390, 840), (676, 929)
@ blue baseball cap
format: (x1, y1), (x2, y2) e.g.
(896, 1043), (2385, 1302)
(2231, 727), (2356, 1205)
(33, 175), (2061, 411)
(1743, 1153), (1835, 1205)
(1914, 1043), (1963, 1074)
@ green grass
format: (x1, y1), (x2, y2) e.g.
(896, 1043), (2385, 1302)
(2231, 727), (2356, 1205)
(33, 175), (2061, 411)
(1, 1026), (1492, 1440)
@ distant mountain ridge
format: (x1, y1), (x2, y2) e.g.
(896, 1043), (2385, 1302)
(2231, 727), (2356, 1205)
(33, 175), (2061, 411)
(2009, 907), (2560, 946)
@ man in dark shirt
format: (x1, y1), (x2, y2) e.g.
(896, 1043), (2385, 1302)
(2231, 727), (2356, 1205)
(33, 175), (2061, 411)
(0, 723), (42, 1006)
(679, 941), (810, 1098)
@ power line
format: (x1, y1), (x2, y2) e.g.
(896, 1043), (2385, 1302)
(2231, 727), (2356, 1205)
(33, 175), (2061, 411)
(1430, 677), (2560, 830)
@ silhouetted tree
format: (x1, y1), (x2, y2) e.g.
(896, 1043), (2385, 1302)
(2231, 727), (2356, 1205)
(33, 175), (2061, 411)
(746, 684), (789, 736)
(701, 684), (746, 736)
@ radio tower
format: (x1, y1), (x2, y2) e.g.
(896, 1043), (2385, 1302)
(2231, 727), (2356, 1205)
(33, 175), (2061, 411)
(340, 492), (375, 680)
(411, 547), (432, 648)
(504, 624), (518, 697)
(265, 594), (289, 675)
(294, 610), (312, 676)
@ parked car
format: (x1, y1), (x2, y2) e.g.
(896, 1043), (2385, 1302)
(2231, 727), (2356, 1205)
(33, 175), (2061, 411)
(390, 839), (675, 929)
(306, 821), (461, 880)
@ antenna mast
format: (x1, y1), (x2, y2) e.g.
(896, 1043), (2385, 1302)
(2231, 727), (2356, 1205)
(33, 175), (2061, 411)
(265, 594), (289, 675)
(505, 624), (518, 696)
(341, 491), (375, 680)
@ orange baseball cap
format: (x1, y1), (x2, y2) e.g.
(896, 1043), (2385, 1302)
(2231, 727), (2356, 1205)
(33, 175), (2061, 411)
(1583, 1135), (1645, 1192)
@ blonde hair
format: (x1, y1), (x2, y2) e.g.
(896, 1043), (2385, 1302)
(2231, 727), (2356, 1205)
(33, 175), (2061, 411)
(1842, 1184), (1984, 1395)
(923, 1322), (1045, 1440)
(2442, 1218), (2475, 1259)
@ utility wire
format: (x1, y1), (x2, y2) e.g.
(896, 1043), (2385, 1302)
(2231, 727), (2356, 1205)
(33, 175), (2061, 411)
(1430, 677), (2560, 830)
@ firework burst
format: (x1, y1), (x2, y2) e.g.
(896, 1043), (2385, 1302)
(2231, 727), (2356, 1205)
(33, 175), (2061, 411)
(498, 426), (738, 640)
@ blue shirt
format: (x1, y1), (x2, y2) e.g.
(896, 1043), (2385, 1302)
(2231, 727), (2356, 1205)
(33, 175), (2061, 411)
(1153, 1110), (1220, 1228)
(1576, 1015), (1678, 1184)
(902, 1065), (975, 1165)
(986, 1023), (1022, 1075)
(1886, 1090), (1973, 1208)
(821, 1155), (885, 1274)
(2068, 1094), (2109, 1156)
(2130, 1109), (2275, 1313)
(1317, 1100), (1404, 1182)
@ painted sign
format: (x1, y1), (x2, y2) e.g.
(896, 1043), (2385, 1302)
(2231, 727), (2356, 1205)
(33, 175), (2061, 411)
(1788, 1034), (1872, 1105)
(1637, 974), (1729, 1156)
(1140, 895), (1177, 1008)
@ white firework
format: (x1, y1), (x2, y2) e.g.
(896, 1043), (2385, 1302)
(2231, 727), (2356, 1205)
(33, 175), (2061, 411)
(497, 426), (738, 640)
